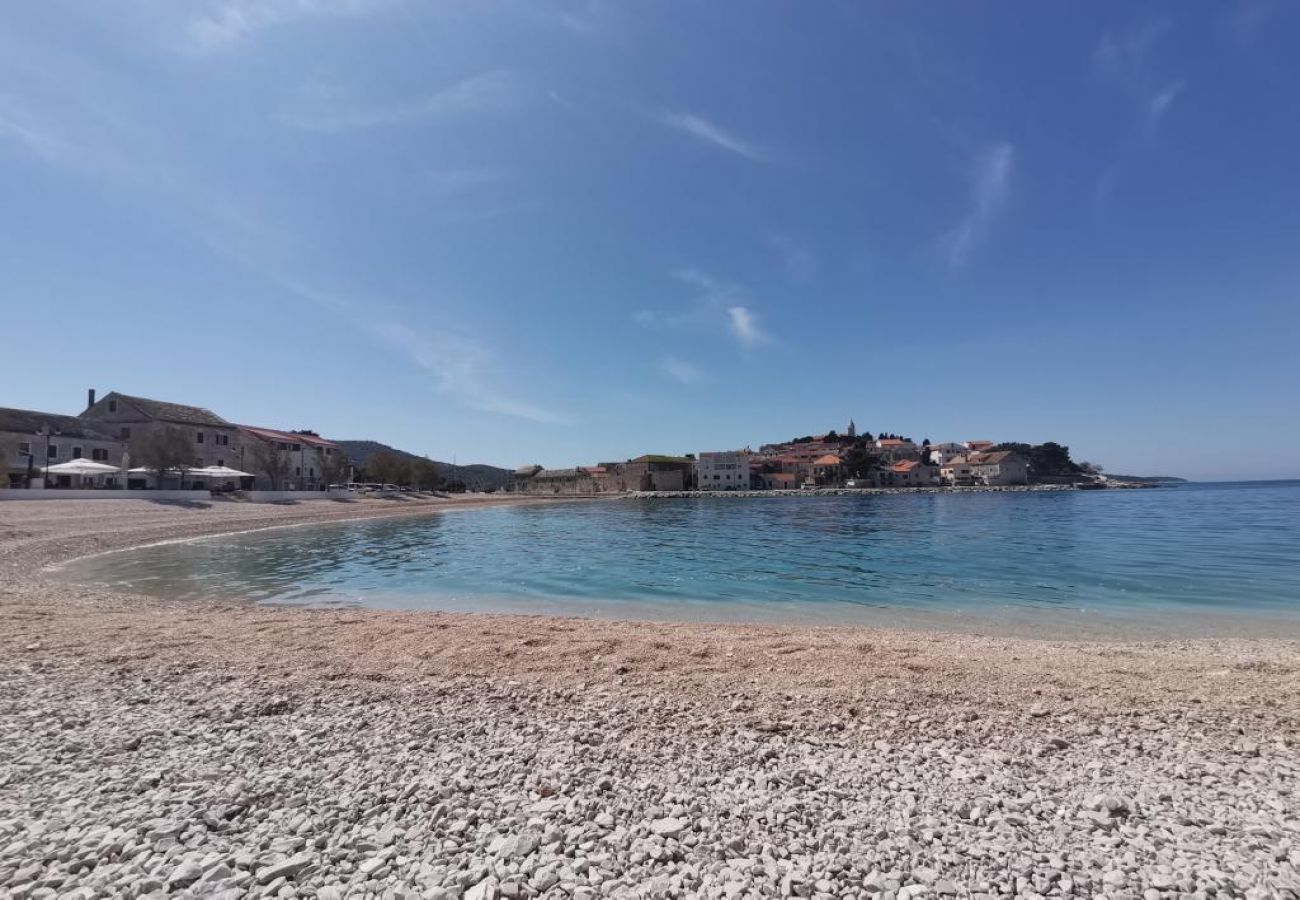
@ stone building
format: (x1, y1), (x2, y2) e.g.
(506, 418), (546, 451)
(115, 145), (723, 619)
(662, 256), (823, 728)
(514, 467), (597, 495)
(941, 451), (1029, 486)
(881, 459), (940, 487)
(0, 407), (124, 488)
(238, 425), (342, 490)
(696, 450), (751, 491)
(81, 390), (244, 474)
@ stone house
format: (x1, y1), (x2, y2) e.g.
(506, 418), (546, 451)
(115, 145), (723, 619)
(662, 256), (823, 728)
(941, 451), (1029, 486)
(874, 438), (919, 462)
(810, 454), (844, 486)
(0, 407), (125, 488)
(881, 459), (940, 487)
(80, 390), (244, 476)
(623, 455), (695, 491)
(238, 425), (341, 490)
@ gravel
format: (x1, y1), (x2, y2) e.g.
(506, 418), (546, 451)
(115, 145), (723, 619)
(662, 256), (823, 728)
(0, 498), (1297, 899)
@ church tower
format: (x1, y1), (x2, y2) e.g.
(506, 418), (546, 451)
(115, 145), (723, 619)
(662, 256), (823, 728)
(847, 418), (857, 438)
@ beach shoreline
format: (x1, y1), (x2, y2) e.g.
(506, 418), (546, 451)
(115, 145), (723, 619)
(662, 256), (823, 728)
(1, 497), (1297, 898)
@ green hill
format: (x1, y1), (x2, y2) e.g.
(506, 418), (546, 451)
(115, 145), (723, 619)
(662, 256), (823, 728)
(333, 440), (513, 491)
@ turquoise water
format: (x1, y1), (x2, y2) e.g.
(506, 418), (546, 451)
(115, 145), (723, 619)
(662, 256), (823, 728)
(59, 482), (1300, 633)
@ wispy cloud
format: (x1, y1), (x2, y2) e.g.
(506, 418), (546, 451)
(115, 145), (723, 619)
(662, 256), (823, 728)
(280, 70), (520, 132)
(186, 0), (387, 53)
(727, 306), (770, 348)
(1225, 0), (1275, 44)
(0, 53), (559, 429)
(1093, 21), (1184, 131)
(1091, 22), (1185, 208)
(942, 141), (1015, 268)
(655, 111), (767, 162)
(1147, 81), (1184, 126)
(659, 356), (704, 385)
(0, 100), (82, 169)
(636, 269), (776, 349)
(371, 322), (566, 424)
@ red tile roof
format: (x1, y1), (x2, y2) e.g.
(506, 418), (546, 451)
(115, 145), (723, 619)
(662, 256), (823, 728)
(812, 454), (842, 466)
(238, 425), (336, 449)
(890, 460), (920, 472)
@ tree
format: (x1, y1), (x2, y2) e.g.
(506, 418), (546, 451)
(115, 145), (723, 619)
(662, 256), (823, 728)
(409, 458), (442, 491)
(0, 433), (19, 488)
(316, 447), (349, 488)
(840, 445), (882, 479)
(252, 440), (292, 490)
(131, 426), (194, 488)
(368, 450), (408, 486)
(991, 441), (1082, 478)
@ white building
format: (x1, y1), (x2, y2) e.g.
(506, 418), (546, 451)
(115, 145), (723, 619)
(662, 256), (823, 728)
(697, 450), (751, 491)
(925, 442), (967, 465)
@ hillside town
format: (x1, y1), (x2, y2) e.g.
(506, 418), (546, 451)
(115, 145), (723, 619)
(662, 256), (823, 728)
(2, 392), (1106, 498)
(514, 419), (1103, 495)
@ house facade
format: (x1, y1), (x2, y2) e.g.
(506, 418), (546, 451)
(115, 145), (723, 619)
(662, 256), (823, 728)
(1, 407), (125, 487)
(810, 454), (844, 486)
(81, 390), (244, 474)
(697, 450), (751, 491)
(874, 438), (919, 462)
(881, 459), (940, 487)
(941, 451), (1029, 486)
(238, 425), (341, 490)
(924, 442), (967, 465)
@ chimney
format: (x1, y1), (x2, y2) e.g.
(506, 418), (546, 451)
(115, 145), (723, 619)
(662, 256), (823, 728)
(87, 388), (96, 409)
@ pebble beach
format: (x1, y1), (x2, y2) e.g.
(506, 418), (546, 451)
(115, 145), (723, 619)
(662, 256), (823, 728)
(1, 497), (1297, 900)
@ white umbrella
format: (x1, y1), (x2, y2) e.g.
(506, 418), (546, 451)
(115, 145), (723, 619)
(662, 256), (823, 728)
(43, 460), (122, 476)
(189, 465), (255, 478)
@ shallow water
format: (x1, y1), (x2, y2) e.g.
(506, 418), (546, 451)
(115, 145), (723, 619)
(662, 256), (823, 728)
(56, 481), (1300, 635)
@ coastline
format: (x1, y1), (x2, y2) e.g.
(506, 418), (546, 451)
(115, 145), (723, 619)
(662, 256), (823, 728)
(1, 497), (1297, 898)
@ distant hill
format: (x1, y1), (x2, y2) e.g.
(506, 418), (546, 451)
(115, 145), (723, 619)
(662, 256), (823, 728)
(1106, 474), (1188, 484)
(333, 440), (513, 491)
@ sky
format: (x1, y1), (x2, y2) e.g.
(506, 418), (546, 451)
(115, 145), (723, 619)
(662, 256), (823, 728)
(2, 1), (1298, 480)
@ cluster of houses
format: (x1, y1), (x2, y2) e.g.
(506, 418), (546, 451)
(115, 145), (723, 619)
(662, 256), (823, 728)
(1, 390), (345, 492)
(514, 420), (1030, 495)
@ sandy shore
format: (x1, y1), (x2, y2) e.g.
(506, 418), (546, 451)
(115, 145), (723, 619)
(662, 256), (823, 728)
(1, 497), (1297, 900)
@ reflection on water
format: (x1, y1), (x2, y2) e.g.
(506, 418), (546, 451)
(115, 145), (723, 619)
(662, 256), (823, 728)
(57, 482), (1300, 627)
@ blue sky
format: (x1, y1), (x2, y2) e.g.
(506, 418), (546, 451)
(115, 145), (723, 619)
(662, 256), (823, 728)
(2, 1), (1298, 480)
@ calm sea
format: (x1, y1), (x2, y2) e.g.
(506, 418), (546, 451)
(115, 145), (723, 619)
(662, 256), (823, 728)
(57, 481), (1300, 636)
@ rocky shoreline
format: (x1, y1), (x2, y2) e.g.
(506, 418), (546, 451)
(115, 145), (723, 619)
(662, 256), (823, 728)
(0, 498), (1296, 900)
(622, 484), (1120, 500)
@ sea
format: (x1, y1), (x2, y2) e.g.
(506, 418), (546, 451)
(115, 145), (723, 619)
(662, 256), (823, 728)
(55, 481), (1300, 637)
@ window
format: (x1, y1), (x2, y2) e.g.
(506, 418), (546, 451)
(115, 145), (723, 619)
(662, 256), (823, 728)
(92, 448), (108, 461)
(108, 400), (117, 412)
(196, 432), (204, 444)
(47, 444), (58, 459)
(72, 446), (83, 459)
(120, 427), (131, 439)
(295, 467), (301, 476)
(217, 459), (224, 467)
(19, 442), (31, 455)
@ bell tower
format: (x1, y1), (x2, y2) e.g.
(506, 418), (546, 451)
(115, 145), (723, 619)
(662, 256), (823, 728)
(847, 418), (857, 438)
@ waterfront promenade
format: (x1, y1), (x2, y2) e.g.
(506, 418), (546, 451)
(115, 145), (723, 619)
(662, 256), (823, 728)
(1, 498), (1296, 898)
